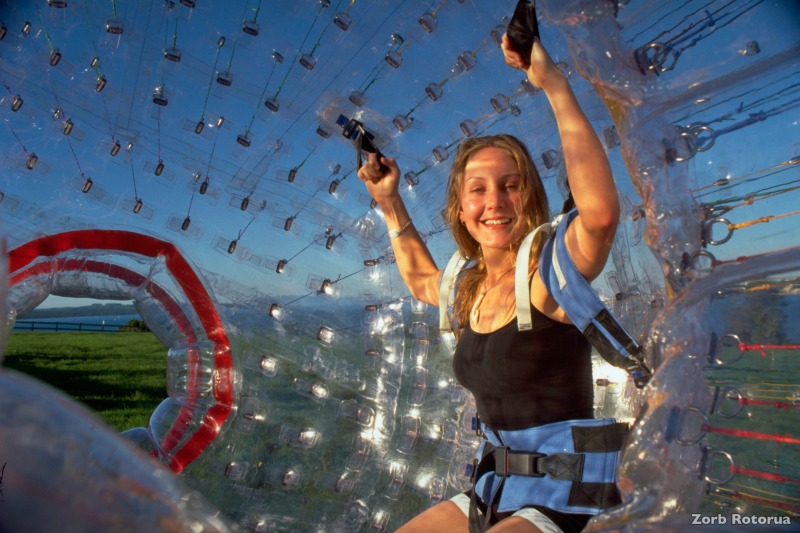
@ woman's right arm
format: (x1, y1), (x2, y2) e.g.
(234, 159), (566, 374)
(358, 153), (442, 306)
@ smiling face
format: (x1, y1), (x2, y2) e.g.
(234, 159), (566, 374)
(445, 134), (549, 263)
(459, 147), (525, 253)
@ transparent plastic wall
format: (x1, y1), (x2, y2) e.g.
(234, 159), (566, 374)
(0, 1), (798, 531)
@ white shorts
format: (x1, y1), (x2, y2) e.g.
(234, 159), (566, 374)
(450, 493), (563, 533)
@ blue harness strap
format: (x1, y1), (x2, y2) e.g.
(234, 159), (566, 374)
(468, 418), (627, 530)
(536, 209), (651, 387)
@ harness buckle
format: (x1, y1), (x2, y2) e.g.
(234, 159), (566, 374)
(468, 458), (479, 483)
(494, 447), (546, 478)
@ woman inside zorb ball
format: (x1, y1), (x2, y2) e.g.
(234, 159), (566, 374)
(357, 31), (626, 533)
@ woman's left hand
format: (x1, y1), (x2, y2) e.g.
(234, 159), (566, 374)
(501, 33), (564, 91)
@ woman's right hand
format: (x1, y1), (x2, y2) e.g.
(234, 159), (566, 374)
(357, 151), (441, 307)
(358, 152), (401, 206)
(501, 34), (564, 93)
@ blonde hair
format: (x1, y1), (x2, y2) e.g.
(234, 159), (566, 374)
(444, 134), (550, 335)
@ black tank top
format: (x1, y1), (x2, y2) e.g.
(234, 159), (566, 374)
(452, 305), (593, 430)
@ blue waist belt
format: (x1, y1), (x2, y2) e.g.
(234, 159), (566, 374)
(468, 418), (627, 531)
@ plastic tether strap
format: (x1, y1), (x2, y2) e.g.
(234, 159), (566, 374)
(516, 219), (560, 330)
(439, 251), (468, 331)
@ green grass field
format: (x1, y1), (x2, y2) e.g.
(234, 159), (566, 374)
(3, 332), (167, 431)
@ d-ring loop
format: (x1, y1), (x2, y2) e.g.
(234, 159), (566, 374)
(702, 448), (735, 486)
(636, 42), (667, 72)
(651, 44), (679, 72)
(705, 218), (734, 245)
(711, 334), (745, 367)
(689, 250), (716, 273)
(672, 130), (698, 162)
(675, 406), (708, 446)
(715, 387), (744, 419)
(690, 124), (716, 152)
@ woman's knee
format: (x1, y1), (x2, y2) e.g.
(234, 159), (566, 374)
(490, 516), (546, 533)
(395, 500), (468, 532)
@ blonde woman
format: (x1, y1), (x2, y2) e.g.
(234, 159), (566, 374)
(358, 35), (620, 533)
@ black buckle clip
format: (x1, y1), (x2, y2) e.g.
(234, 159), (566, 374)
(494, 447), (546, 478)
(336, 114), (389, 173)
(471, 416), (484, 437)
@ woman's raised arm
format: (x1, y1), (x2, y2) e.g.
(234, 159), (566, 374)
(503, 35), (620, 281)
(358, 153), (442, 306)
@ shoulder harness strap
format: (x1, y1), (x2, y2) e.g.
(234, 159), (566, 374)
(439, 250), (468, 332)
(515, 218), (562, 330)
(535, 209), (651, 388)
(439, 209), (651, 388)
(439, 220), (557, 333)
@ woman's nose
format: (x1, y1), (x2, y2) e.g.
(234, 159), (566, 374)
(486, 187), (506, 209)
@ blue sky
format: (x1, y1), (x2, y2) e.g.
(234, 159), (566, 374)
(1, 0), (798, 317)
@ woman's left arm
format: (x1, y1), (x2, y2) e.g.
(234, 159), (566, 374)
(503, 35), (620, 281)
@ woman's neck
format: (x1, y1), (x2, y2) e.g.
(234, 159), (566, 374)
(482, 248), (515, 281)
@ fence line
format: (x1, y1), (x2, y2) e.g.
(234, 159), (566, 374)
(13, 320), (134, 333)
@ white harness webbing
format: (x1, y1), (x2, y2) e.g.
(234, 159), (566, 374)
(439, 251), (468, 331)
(514, 217), (562, 330)
(438, 216), (564, 332)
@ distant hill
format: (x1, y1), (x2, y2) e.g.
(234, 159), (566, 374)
(22, 303), (138, 319)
